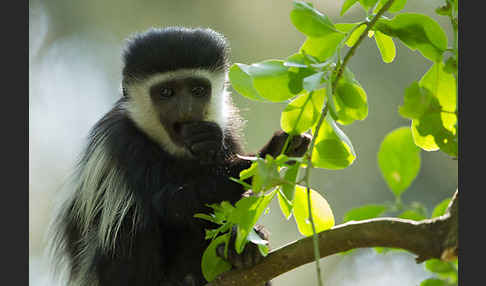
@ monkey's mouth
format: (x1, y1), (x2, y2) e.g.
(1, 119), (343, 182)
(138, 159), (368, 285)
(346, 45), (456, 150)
(169, 121), (186, 147)
(169, 121), (224, 162)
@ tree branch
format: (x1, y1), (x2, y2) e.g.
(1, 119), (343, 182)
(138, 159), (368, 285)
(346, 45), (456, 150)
(206, 190), (458, 286)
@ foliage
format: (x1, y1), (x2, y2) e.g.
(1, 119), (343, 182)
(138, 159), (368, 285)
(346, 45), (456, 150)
(196, 0), (458, 284)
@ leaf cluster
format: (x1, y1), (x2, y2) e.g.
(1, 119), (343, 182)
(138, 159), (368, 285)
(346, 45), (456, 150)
(198, 0), (458, 283)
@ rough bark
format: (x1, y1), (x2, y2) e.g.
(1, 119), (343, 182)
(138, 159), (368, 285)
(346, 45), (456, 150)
(206, 190), (459, 286)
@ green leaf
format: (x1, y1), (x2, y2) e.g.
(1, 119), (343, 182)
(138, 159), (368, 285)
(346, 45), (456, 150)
(230, 61), (298, 103)
(291, 1), (339, 37)
(229, 64), (266, 102)
(335, 22), (359, 33)
(344, 24), (367, 47)
(258, 244), (270, 257)
(300, 32), (345, 61)
(398, 210), (426, 221)
(444, 56), (457, 74)
(278, 190), (293, 220)
(375, 13), (447, 61)
(285, 53), (310, 68)
(419, 278), (446, 286)
(312, 114), (356, 170)
(231, 191), (277, 254)
(277, 163), (300, 220)
(431, 198), (451, 218)
(412, 109), (457, 156)
(250, 60), (299, 102)
(333, 77), (369, 125)
(201, 233), (232, 282)
(378, 127), (421, 198)
(293, 185), (335, 236)
(399, 81), (433, 119)
(239, 161), (258, 180)
(373, 0), (407, 14)
(425, 259), (456, 274)
(341, 0), (359, 16)
(281, 163), (300, 202)
(250, 156), (284, 194)
(411, 62), (457, 156)
(287, 60), (317, 94)
(419, 62), (456, 113)
(303, 72), (325, 92)
(194, 213), (218, 223)
(358, 0), (379, 10)
(343, 204), (387, 222)
(281, 89), (325, 135)
(374, 31), (396, 63)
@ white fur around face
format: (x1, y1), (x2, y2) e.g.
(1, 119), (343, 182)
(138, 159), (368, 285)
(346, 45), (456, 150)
(125, 69), (229, 157)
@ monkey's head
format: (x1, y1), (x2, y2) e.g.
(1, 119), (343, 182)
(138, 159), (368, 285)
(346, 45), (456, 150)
(121, 27), (238, 161)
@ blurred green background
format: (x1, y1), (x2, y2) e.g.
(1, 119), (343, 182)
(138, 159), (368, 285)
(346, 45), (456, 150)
(29, 0), (457, 285)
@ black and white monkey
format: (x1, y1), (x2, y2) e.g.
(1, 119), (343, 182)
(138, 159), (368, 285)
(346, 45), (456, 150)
(49, 27), (310, 286)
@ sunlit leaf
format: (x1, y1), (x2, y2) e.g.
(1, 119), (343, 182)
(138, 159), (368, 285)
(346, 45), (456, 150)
(399, 81), (433, 119)
(231, 191), (277, 254)
(373, 0), (407, 14)
(343, 204), (387, 222)
(281, 163), (300, 202)
(341, 0), (359, 16)
(250, 60), (299, 102)
(425, 259), (456, 274)
(431, 198), (451, 218)
(420, 278), (446, 286)
(411, 108), (457, 156)
(201, 233), (232, 282)
(278, 190), (293, 220)
(374, 31), (396, 63)
(281, 89), (325, 134)
(378, 127), (421, 198)
(375, 13), (447, 61)
(419, 62), (456, 113)
(291, 1), (339, 37)
(411, 62), (457, 156)
(312, 115), (356, 169)
(229, 64), (266, 102)
(230, 60), (298, 103)
(293, 185), (334, 236)
(398, 210), (426, 221)
(358, 0), (379, 10)
(300, 32), (345, 61)
(345, 24), (366, 47)
(333, 80), (368, 125)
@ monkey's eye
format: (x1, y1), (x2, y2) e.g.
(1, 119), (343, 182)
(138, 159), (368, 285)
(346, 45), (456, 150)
(191, 86), (208, 97)
(160, 87), (174, 99)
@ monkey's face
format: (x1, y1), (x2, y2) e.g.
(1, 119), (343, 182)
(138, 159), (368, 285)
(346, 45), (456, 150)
(126, 69), (229, 160)
(149, 76), (211, 146)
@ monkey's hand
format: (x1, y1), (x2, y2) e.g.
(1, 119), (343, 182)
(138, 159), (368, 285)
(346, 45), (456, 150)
(216, 224), (269, 270)
(180, 121), (223, 164)
(260, 130), (311, 158)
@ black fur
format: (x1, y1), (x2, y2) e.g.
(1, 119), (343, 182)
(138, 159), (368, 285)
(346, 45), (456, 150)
(122, 27), (230, 84)
(52, 27), (309, 286)
(59, 98), (254, 285)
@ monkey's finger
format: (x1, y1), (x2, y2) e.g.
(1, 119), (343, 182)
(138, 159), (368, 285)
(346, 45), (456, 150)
(183, 132), (223, 147)
(190, 141), (220, 156)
